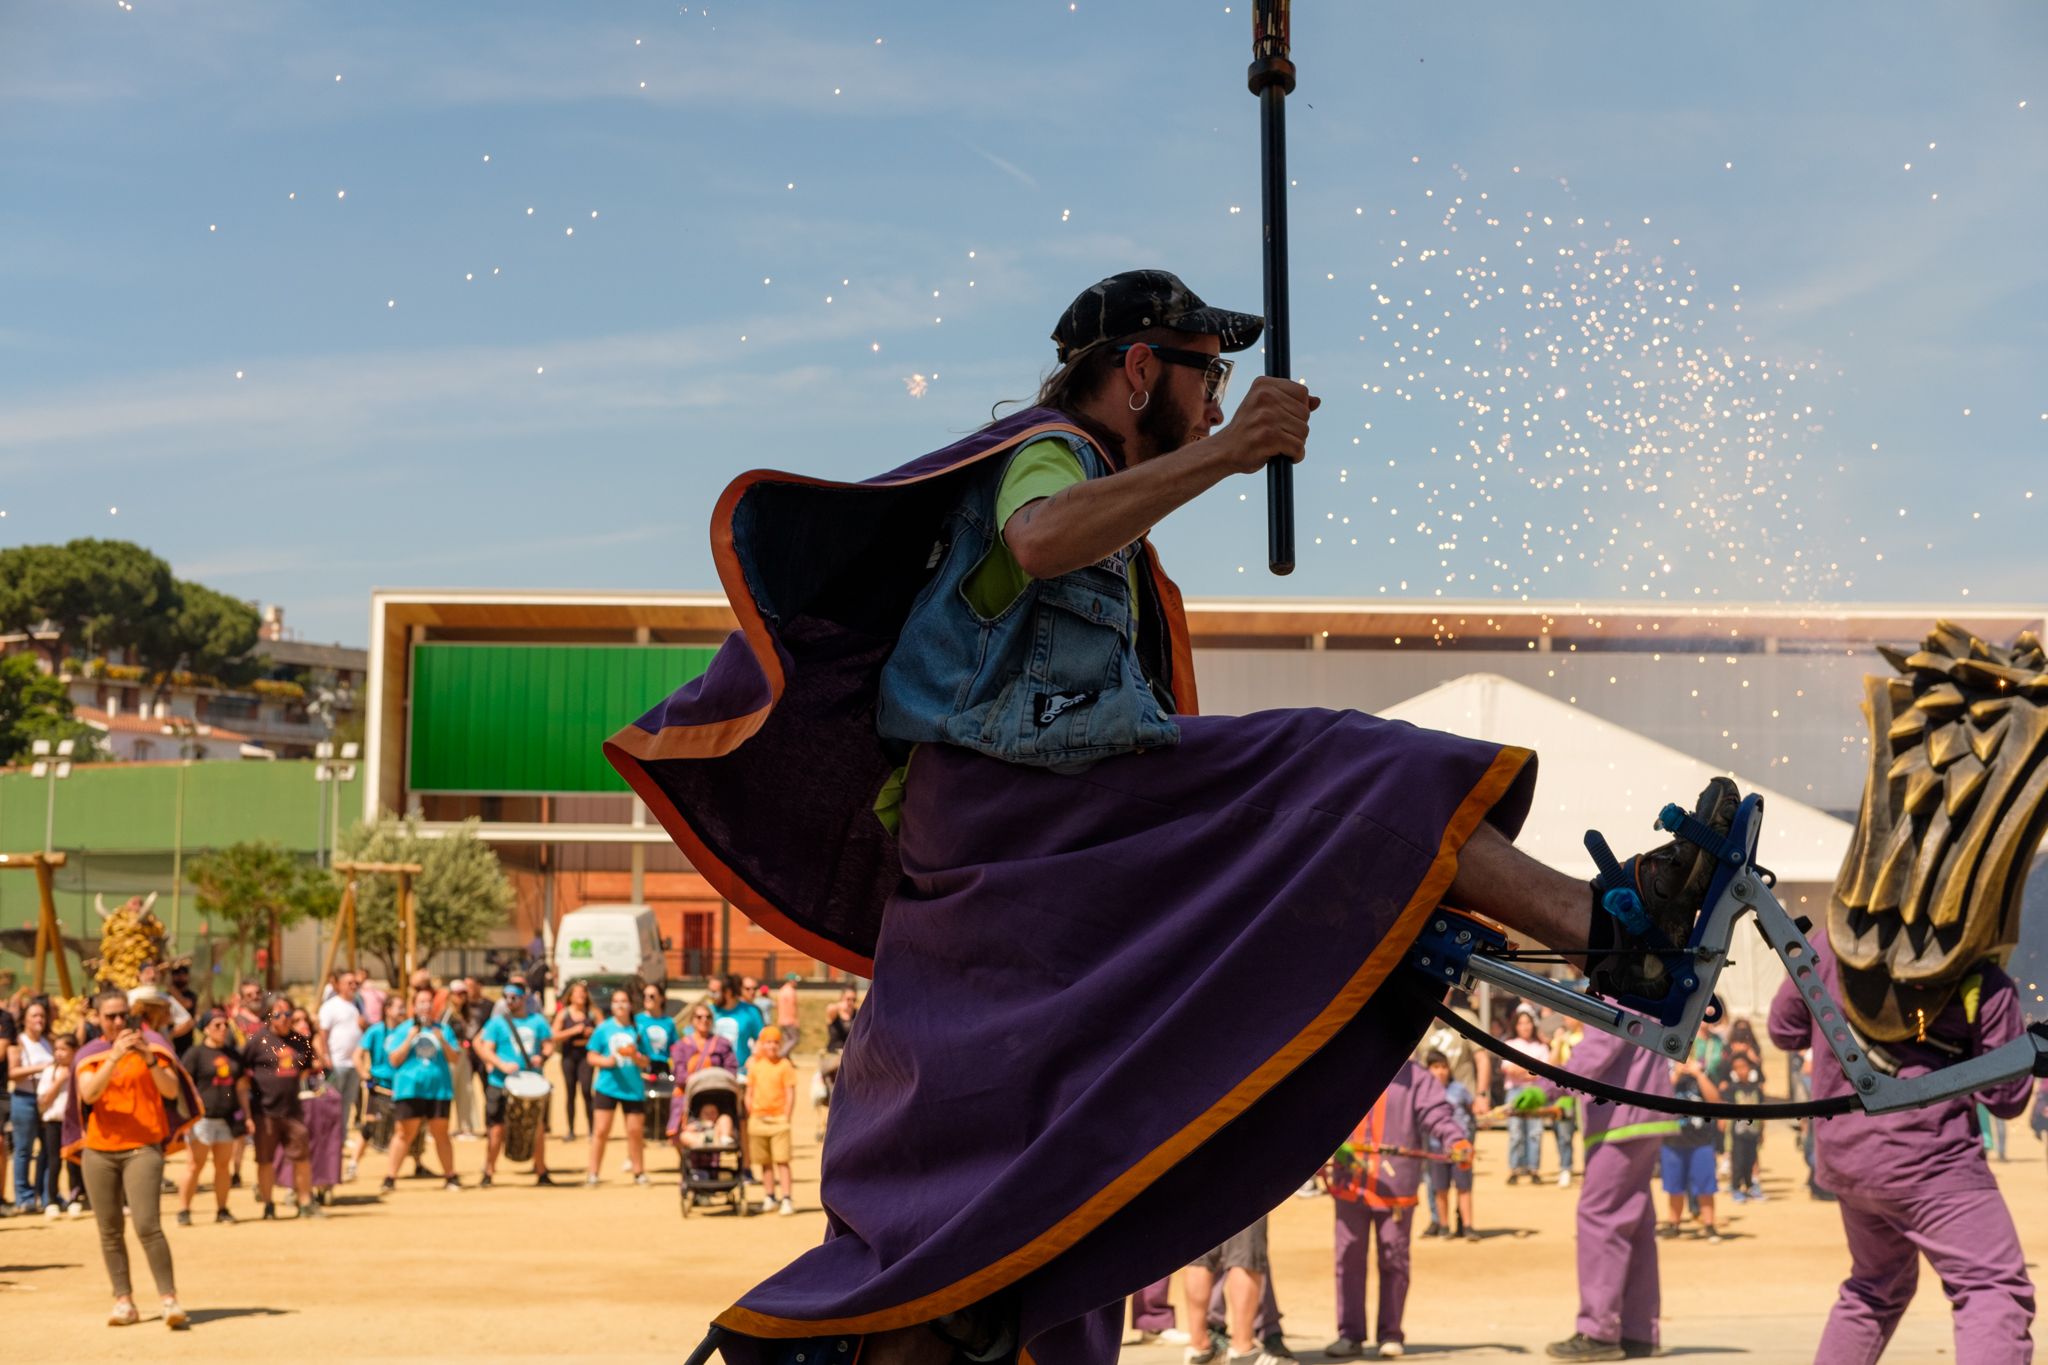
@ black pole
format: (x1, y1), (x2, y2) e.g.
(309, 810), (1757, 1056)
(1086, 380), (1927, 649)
(1249, 0), (1296, 576)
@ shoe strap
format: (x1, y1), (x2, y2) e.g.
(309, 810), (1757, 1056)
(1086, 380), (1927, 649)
(1655, 803), (1737, 863)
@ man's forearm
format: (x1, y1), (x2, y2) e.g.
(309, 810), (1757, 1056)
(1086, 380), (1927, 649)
(1005, 435), (1239, 579)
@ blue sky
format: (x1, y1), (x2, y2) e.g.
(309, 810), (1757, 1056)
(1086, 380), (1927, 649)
(2, 1), (2042, 646)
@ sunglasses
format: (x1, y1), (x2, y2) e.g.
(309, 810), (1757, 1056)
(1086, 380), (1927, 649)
(1114, 343), (1234, 403)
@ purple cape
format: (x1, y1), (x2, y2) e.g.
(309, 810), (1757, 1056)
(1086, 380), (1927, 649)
(606, 420), (1537, 1365)
(605, 408), (1195, 976)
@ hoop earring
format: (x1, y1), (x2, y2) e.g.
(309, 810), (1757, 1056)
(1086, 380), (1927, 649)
(1127, 390), (1150, 413)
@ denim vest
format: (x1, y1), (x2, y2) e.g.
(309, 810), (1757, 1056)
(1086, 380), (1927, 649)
(875, 428), (1182, 769)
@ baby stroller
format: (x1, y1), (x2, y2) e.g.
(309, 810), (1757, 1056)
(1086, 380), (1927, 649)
(678, 1067), (747, 1218)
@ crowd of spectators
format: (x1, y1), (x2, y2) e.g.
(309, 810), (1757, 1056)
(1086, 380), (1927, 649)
(0, 966), (863, 1329)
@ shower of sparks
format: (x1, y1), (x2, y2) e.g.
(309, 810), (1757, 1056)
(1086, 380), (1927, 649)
(1335, 162), (1833, 603)
(903, 373), (930, 398)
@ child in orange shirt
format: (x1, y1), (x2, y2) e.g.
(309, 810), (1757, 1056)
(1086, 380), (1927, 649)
(745, 1028), (798, 1216)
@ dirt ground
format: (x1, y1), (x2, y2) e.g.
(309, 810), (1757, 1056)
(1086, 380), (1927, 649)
(2, 1058), (2041, 1364)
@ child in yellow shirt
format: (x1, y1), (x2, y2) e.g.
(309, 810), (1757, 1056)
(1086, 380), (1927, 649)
(745, 1028), (799, 1215)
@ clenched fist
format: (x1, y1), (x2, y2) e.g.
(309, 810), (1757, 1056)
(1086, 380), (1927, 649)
(1218, 375), (1320, 475)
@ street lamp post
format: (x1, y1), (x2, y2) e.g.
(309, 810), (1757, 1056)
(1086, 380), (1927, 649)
(29, 738), (74, 856)
(313, 741), (359, 867)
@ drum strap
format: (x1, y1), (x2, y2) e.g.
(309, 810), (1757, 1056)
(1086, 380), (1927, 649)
(507, 1018), (537, 1074)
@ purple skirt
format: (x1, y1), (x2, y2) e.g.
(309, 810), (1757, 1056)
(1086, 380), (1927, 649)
(717, 707), (1533, 1365)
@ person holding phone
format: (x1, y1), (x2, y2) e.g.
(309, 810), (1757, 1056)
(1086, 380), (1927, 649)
(380, 986), (460, 1194)
(65, 989), (199, 1329)
(585, 988), (648, 1185)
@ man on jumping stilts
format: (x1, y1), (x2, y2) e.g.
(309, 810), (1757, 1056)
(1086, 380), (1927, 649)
(608, 269), (1742, 1365)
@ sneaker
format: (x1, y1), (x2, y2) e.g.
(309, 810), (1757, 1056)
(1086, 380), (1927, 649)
(1461, 1227), (1482, 1243)
(261, 1202), (277, 1221)
(1557, 1170), (1572, 1188)
(1226, 1348), (1287, 1365)
(1292, 1178), (1321, 1199)
(480, 1173), (494, 1188)
(1655, 1222), (1679, 1239)
(45, 1204), (62, 1219)
(1378, 1346), (1405, 1360)
(1160, 1330), (1192, 1345)
(215, 1209), (236, 1224)
(1588, 776), (1741, 1002)
(1322, 1339), (1365, 1360)
(1183, 1349), (1217, 1365)
(1747, 1184), (1768, 1203)
(108, 1299), (140, 1327)
(778, 1197), (795, 1216)
(68, 1200), (86, 1217)
(535, 1172), (555, 1187)
(176, 1209), (193, 1226)
(1506, 1172), (1520, 1185)
(1546, 1334), (1625, 1361)
(230, 1171), (242, 1189)
(633, 1173), (651, 1187)
(1730, 1189), (1748, 1204)
(1620, 1341), (1660, 1359)
(1704, 1228), (1724, 1244)
(300, 1201), (325, 1219)
(584, 1173), (600, 1187)
(1260, 1333), (1295, 1360)
(442, 1176), (462, 1191)
(380, 1177), (396, 1194)
(162, 1298), (189, 1331)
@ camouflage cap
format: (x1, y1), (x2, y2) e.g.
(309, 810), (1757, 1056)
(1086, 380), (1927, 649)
(1052, 269), (1263, 363)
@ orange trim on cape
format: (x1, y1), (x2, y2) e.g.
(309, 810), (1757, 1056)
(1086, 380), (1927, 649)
(602, 420), (1202, 976)
(711, 744), (1534, 1340)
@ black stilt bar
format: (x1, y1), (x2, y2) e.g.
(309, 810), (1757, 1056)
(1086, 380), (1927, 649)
(1249, 0), (1297, 576)
(683, 1327), (727, 1365)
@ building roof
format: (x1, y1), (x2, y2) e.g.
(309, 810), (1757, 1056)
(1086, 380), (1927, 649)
(1379, 672), (1853, 883)
(75, 706), (255, 744)
(367, 586), (2041, 649)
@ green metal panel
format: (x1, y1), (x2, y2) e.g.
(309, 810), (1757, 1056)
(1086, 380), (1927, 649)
(408, 644), (714, 794)
(0, 760), (363, 984)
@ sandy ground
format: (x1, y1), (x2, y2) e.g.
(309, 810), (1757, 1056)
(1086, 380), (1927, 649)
(2, 1066), (2042, 1364)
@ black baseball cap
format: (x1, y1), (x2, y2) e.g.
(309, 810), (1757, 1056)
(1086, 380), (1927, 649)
(1052, 269), (1263, 364)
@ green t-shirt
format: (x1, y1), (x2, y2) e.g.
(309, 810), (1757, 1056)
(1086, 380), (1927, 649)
(874, 439), (1140, 835)
(962, 439), (1089, 618)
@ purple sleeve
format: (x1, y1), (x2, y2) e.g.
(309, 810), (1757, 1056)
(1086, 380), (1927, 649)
(1766, 972), (1810, 1052)
(1411, 1062), (1466, 1150)
(1540, 1028), (1621, 1101)
(1973, 973), (2034, 1120)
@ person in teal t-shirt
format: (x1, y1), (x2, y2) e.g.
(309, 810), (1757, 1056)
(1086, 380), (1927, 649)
(380, 986), (460, 1193)
(586, 988), (648, 1186)
(476, 984), (555, 1187)
(634, 982), (677, 1089)
(354, 995), (408, 1181)
(712, 975), (764, 1075)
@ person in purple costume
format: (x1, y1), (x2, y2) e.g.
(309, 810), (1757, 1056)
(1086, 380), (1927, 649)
(1768, 937), (2035, 1364)
(1543, 1029), (1678, 1361)
(606, 269), (1738, 1365)
(1323, 1058), (1472, 1359)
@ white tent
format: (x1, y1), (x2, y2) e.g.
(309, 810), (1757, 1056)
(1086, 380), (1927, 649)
(1381, 672), (1852, 882)
(1381, 673), (1854, 1019)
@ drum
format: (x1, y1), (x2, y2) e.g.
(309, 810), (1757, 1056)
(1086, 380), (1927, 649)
(503, 1070), (552, 1164)
(644, 1076), (678, 1139)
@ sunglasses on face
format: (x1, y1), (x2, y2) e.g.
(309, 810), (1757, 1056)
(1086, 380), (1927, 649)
(1113, 343), (1234, 403)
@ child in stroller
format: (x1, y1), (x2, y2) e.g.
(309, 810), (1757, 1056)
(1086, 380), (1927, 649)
(673, 1067), (747, 1217)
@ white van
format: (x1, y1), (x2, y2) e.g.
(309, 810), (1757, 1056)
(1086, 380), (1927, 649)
(554, 904), (668, 998)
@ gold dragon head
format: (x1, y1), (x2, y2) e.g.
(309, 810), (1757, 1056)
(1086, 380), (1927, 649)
(1830, 622), (2048, 1041)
